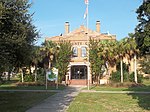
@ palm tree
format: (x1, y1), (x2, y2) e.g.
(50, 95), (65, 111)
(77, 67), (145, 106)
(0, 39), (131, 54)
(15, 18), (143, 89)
(116, 40), (126, 83)
(124, 34), (139, 83)
(41, 41), (57, 69)
(98, 40), (117, 76)
(30, 46), (43, 81)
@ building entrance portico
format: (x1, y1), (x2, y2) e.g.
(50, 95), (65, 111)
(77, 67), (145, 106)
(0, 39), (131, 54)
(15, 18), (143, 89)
(71, 65), (87, 79)
(67, 63), (90, 85)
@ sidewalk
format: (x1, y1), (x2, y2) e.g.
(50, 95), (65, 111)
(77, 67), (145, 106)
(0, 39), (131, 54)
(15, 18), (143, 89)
(25, 86), (150, 112)
(26, 86), (83, 112)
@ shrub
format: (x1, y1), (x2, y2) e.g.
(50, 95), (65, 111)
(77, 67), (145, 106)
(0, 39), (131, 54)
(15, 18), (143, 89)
(0, 78), (4, 85)
(16, 73), (22, 82)
(109, 82), (144, 87)
(110, 71), (121, 82)
(129, 72), (143, 83)
(16, 82), (44, 86)
(36, 68), (45, 83)
(24, 74), (34, 82)
(110, 71), (128, 82)
(17, 73), (34, 82)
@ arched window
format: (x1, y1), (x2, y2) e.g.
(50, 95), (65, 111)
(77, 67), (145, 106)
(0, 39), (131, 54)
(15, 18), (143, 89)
(72, 47), (78, 57)
(81, 47), (87, 57)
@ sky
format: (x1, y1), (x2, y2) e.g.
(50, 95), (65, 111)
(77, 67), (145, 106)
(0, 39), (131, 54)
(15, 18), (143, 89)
(29, 0), (143, 45)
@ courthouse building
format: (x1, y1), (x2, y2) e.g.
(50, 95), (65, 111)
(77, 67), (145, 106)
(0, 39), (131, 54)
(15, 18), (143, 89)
(46, 21), (116, 85)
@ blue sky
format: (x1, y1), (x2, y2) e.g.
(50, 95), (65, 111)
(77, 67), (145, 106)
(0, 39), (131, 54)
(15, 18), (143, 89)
(29, 0), (143, 45)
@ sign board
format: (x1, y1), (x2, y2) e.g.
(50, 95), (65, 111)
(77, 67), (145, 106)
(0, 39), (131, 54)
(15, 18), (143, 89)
(46, 68), (58, 81)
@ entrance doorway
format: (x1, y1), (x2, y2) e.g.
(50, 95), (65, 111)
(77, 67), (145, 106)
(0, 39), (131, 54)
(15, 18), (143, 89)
(71, 65), (87, 79)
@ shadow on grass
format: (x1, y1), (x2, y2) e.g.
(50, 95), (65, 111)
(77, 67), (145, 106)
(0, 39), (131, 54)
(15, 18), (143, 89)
(0, 85), (66, 90)
(127, 84), (150, 111)
(0, 80), (66, 90)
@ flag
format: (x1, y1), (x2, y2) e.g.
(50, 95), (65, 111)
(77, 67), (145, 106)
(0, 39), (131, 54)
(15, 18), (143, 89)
(85, 0), (89, 5)
(84, 7), (88, 19)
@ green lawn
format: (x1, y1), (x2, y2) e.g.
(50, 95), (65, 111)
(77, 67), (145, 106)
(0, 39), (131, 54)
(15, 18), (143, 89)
(88, 79), (150, 91)
(0, 84), (65, 90)
(67, 93), (150, 112)
(0, 91), (55, 112)
(89, 85), (150, 91)
(0, 80), (65, 90)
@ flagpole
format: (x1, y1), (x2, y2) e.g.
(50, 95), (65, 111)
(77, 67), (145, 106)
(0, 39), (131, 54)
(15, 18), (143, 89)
(86, 1), (90, 90)
(87, 2), (88, 33)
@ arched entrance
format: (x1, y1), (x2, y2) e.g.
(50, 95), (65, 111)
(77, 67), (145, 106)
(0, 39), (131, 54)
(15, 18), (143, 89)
(70, 65), (87, 85)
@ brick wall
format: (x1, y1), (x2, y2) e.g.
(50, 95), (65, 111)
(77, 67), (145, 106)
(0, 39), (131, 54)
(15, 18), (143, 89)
(69, 79), (87, 85)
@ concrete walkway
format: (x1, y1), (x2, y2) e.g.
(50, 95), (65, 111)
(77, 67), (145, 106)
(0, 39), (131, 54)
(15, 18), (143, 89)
(24, 87), (150, 112)
(26, 86), (83, 112)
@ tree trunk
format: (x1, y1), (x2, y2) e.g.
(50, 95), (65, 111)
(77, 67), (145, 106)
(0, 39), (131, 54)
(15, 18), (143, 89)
(33, 65), (37, 82)
(120, 59), (123, 83)
(48, 60), (51, 69)
(7, 72), (10, 81)
(7, 67), (11, 81)
(134, 54), (138, 83)
(34, 68), (37, 82)
(20, 68), (24, 82)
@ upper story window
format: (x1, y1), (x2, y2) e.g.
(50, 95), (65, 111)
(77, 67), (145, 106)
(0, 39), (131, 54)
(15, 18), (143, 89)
(72, 47), (78, 57)
(81, 47), (87, 57)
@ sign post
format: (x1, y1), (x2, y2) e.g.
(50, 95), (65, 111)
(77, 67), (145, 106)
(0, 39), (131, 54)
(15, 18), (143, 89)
(46, 68), (58, 90)
(52, 68), (58, 89)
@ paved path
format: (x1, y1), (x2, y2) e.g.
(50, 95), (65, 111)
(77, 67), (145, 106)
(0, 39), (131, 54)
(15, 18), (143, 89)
(26, 86), (83, 112)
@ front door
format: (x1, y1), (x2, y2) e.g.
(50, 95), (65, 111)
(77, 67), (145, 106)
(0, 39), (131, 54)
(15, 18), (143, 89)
(71, 65), (87, 79)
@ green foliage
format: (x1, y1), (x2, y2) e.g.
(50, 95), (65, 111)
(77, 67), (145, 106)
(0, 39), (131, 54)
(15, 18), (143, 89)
(116, 62), (129, 72)
(111, 71), (121, 82)
(139, 55), (150, 74)
(111, 70), (129, 82)
(129, 72), (143, 83)
(41, 41), (57, 68)
(17, 73), (34, 82)
(36, 68), (45, 83)
(56, 41), (72, 82)
(0, 75), (4, 85)
(0, 0), (39, 73)
(135, 0), (150, 54)
(16, 73), (22, 82)
(89, 39), (104, 81)
(111, 71), (143, 83)
(31, 46), (43, 67)
(24, 74), (34, 82)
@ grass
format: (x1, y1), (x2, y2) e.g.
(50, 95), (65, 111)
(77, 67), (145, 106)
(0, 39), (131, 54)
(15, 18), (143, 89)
(0, 80), (65, 90)
(67, 93), (150, 112)
(0, 91), (55, 112)
(68, 79), (150, 112)
(88, 79), (150, 91)
(0, 84), (65, 90)
(89, 85), (150, 91)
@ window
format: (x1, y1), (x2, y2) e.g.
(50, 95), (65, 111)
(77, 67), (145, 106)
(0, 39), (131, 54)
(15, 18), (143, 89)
(72, 47), (78, 57)
(81, 47), (87, 57)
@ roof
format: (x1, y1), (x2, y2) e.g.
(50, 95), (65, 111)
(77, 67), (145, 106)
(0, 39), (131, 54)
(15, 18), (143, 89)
(46, 25), (116, 42)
